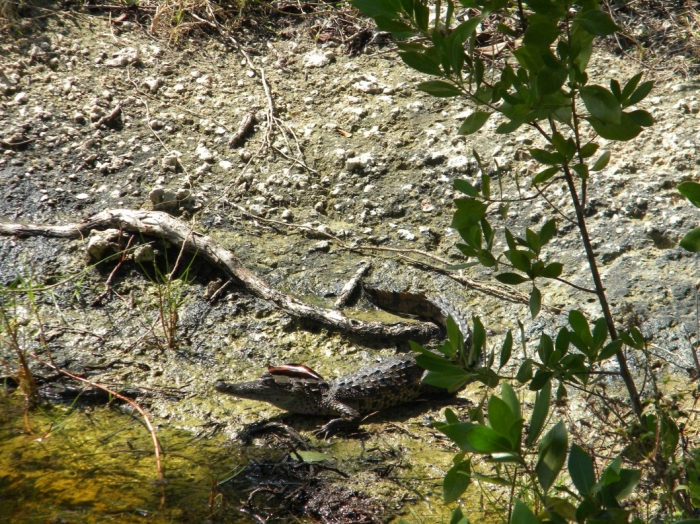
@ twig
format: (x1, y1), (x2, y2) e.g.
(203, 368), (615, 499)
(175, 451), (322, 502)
(92, 104), (122, 129)
(234, 204), (538, 309)
(228, 112), (256, 148)
(334, 262), (371, 308)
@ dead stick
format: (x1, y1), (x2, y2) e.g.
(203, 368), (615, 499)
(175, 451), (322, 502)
(228, 112), (256, 148)
(0, 210), (439, 341)
(334, 262), (371, 309)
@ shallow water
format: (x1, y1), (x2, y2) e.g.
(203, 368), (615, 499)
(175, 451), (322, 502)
(0, 394), (249, 523)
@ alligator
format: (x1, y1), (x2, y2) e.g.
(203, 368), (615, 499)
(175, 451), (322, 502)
(215, 290), (471, 437)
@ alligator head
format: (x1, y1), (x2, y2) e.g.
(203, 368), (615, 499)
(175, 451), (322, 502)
(215, 364), (331, 415)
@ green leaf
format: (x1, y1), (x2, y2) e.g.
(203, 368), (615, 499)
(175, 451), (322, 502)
(527, 378), (551, 447)
(621, 72), (643, 102)
(568, 444), (596, 496)
(495, 272), (528, 285)
(530, 148), (565, 166)
(422, 368), (471, 392)
(530, 285), (542, 319)
(526, 228), (540, 253)
(506, 249), (532, 273)
(598, 339), (622, 361)
(449, 506), (470, 524)
(294, 451), (332, 462)
(501, 381), (521, 420)
(444, 459), (472, 504)
(454, 179), (479, 197)
(446, 314), (465, 355)
(350, 0), (402, 18)
(488, 395), (518, 440)
(537, 65), (568, 95)
(481, 172), (491, 199)
(524, 21), (560, 47)
(542, 262), (563, 279)
(540, 219), (556, 245)
(580, 85), (622, 124)
(470, 315), (486, 366)
(579, 142), (599, 158)
(568, 310), (592, 345)
(680, 227), (700, 252)
(496, 118), (526, 134)
(536, 421), (568, 492)
(445, 407), (460, 425)
(399, 51), (442, 76)
(591, 150), (610, 171)
(591, 317), (608, 352)
(512, 500), (539, 524)
(375, 16), (415, 35)
(586, 113), (643, 141)
(499, 330), (513, 370)
(436, 422), (516, 453)
(679, 181), (700, 207)
(625, 80), (654, 107)
(418, 80), (463, 97)
(529, 369), (552, 391)
(474, 56), (484, 88)
(575, 9), (618, 36)
(516, 359), (533, 383)
(452, 198), (488, 229)
(628, 109), (654, 127)
(610, 79), (622, 102)
(551, 132), (576, 161)
(413, 0), (429, 32)
(458, 111), (491, 135)
(660, 416), (680, 459)
(571, 163), (589, 180)
(532, 166), (560, 185)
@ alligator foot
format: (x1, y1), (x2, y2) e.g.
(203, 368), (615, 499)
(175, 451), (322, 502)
(313, 418), (360, 440)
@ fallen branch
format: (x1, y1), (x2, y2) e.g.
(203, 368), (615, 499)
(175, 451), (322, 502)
(1, 210), (440, 341)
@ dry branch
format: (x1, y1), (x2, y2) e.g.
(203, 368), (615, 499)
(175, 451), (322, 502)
(0, 210), (440, 341)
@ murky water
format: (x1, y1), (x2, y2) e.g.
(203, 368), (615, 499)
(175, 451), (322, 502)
(0, 388), (488, 523)
(0, 394), (249, 523)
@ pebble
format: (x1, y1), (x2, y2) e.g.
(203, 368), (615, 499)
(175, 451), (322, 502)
(396, 229), (416, 241)
(303, 50), (335, 68)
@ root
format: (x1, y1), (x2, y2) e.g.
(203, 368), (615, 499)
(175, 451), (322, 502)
(0, 209), (440, 341)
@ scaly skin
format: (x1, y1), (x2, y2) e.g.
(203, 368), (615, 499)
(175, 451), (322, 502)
(215, 294), (471, 437)
(215, 355), (436, 437)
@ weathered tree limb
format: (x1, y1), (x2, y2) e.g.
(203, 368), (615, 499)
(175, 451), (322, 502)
(0, 210), (440, 341)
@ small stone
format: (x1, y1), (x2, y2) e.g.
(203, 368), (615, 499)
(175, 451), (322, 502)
(86, 229), (120, 260)
(310, 240), (331, 252)
(397, 229), (416, 241)
(133, 244), (155, 263)
(303, 50), (334, 68)
(143, 77), (163, 93)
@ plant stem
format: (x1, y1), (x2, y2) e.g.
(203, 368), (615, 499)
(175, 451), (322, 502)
(561, 165), (643, 419)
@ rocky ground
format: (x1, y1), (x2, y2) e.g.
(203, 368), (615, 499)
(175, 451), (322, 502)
(1, 2), (699, 522)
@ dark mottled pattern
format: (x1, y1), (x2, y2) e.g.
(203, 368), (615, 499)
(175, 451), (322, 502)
(215, 297), (470, 433)
(215, 355), (425, 420)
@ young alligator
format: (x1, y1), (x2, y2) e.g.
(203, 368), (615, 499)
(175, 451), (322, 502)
(215, 291), (471, 437)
